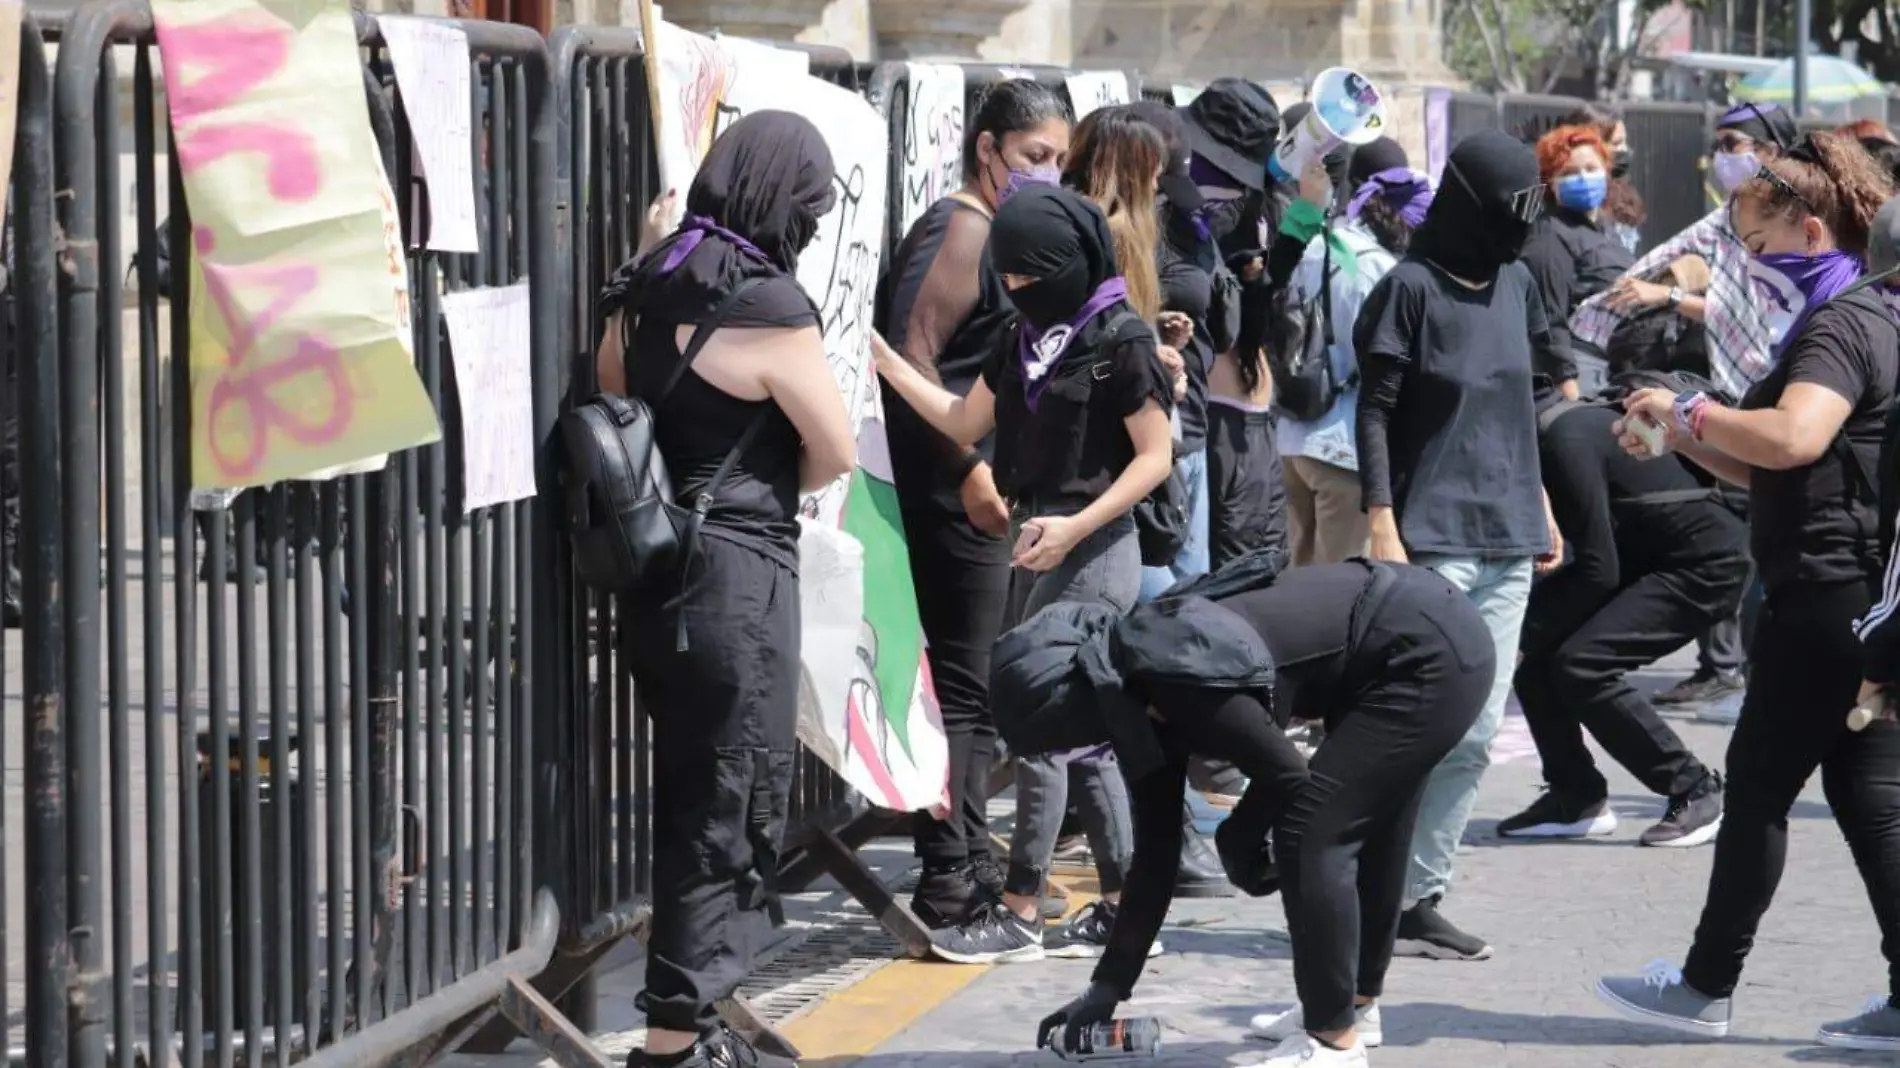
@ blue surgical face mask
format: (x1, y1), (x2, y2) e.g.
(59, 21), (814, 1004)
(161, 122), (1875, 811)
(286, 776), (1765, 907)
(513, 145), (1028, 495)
(1554, 171), (1608, 212)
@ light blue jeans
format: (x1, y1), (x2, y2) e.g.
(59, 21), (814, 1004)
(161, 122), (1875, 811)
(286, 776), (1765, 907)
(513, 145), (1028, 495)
(1406, 553), (1534, 903)
(1138, 449), (1212, 602)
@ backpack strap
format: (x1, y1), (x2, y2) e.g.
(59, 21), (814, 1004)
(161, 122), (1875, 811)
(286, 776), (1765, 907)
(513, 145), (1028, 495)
(1536, 398), (1586, 436)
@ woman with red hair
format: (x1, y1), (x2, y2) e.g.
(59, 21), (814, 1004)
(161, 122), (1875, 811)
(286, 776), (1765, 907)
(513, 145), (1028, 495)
(1521, 124), (1637, 399)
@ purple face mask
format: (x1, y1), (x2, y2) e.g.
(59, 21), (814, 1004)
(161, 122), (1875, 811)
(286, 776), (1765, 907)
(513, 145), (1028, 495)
(1747, 248), (1863, 353)
(999, 164), (1063, 205)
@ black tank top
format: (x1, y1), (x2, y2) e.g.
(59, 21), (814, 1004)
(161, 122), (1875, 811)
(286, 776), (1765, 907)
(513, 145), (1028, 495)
(878, 197), (1015, 512)
(623, 314), (804, 569)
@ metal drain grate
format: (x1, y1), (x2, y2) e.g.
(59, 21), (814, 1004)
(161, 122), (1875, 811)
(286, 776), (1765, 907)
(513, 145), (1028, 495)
(734, 916), (905, 1025)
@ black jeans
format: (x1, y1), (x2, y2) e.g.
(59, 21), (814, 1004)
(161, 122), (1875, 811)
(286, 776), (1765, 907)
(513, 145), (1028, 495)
(1682, 577), (1900, 1000)
(1206, 403), (1288, 571)
(902, 505), (1011, 869)
(1516, 561), (1743, 800)
(625, 535), (799, 1035)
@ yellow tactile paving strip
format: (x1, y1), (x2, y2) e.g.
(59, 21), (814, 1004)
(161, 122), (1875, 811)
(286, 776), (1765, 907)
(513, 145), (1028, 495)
(780, 868), (1099, 1066)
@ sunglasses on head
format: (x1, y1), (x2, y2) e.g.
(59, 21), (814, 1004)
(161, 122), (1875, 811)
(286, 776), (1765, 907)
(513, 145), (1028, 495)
(1446, 160), (1546, 224)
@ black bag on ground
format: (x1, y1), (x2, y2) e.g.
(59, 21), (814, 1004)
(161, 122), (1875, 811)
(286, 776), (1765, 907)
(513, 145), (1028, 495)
(557, 279), (765, 640)
(1264, 222), (1349, 422)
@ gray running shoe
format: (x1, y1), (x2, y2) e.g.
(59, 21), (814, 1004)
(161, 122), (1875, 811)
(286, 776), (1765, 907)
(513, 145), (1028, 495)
(1817, 997), (1900, 1051)
(1596, 960), (1732, 1038)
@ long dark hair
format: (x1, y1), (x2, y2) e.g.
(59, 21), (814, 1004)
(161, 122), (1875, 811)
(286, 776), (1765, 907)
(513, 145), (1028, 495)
(1358, 197), (1414, 255)
(962, 80), (1071, 181)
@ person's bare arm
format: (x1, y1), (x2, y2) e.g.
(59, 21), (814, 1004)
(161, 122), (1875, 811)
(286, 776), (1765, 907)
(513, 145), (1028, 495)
(1695, 383), (1853, 471)
(596, 311), (628, 395)
(757, 325), (857, 491)
(1674, 435), (1754, 488)
(894, 208), (992, 478)
(871, 331), (997, 446)
(1014, 400), (1173, 572)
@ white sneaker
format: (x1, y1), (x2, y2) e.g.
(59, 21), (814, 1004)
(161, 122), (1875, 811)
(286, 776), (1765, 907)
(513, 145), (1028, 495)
(1242, 1032), (1369, 1066)
(1250, 1003), (1383, 1047)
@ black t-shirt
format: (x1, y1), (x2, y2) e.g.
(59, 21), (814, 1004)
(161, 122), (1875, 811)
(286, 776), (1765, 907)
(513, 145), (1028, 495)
(1744, 286), (1898, 592)
(1159, 249), (1213, 455)
(877, 197), (1016, 513)
(1519, 206), (1635, 384)
(1352, 259), (1552, 558)
(981, 308), (1174, 516)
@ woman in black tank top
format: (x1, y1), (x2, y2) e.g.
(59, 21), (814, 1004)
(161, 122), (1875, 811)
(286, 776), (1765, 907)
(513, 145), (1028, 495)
(594, 113), (854, 1068)
(876, 77), (1071, 929)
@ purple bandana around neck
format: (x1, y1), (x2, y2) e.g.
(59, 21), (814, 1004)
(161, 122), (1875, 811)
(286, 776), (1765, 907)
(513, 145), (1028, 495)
(1346, 167), (1434, 228)
(655, 215), (773, 275)
(1018, 277), (1129, 412)
(1749, 249), (1863, 355)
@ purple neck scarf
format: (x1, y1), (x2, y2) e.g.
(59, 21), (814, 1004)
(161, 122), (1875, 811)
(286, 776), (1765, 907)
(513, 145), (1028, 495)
(1346, 168), (1435, 228)
(1018, 277), (1128, 412)
(1748, 249), (1863, 356)
(655, 215), (773, 275)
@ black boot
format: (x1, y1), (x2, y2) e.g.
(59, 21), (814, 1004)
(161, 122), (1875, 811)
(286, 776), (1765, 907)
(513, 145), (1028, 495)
(1175, 801), (1237, 899)
(910, 863), (980, 930)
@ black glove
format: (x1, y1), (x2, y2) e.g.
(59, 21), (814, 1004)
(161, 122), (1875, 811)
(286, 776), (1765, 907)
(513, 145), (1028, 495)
(1214, 812), (1280, 897)
(1037, 980), (1122, 1052)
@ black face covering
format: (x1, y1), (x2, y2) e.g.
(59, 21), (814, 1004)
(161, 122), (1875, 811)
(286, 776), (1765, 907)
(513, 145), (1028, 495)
(600, 110), (837, 328)
(1612, 148), (1632, 179)
(1409, 130), (1543, 282)
(990, 185), (1119, 330)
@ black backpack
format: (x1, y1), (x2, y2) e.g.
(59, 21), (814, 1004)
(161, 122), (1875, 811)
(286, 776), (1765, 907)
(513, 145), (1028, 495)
(557, 279), (765, 651)
(1265, 223), (1351, 422)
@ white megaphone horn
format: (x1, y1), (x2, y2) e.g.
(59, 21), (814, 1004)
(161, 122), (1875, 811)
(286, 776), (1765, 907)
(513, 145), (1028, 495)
(1267, 67), (1389, 185)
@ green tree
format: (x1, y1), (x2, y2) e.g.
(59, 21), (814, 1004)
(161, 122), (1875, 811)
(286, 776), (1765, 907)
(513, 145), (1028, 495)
(1446, 0), (1708, 94)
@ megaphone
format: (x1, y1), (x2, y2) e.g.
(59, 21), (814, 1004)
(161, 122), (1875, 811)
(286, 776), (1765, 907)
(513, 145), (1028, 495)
(1267, 67), (1389, 184)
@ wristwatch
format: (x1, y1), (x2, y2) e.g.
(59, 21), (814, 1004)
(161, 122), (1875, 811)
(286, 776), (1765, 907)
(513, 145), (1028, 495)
(1666, 286), (1684, 310)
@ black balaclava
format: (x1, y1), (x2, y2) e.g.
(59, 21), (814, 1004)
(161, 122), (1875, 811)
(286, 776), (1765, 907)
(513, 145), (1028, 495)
(1409, 129), (1543, 282)
(1348, 136), (1409, 189)
(601, 110), (837, 327)
(989, 185), (1119, 331)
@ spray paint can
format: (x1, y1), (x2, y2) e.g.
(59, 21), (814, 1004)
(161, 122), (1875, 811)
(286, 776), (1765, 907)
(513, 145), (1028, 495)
(1053, 1017), (1163, 1061)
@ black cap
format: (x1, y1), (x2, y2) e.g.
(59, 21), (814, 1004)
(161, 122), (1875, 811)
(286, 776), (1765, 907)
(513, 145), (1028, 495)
(1178, 77), (1281, 191)
(1348, 136), (1409, 187)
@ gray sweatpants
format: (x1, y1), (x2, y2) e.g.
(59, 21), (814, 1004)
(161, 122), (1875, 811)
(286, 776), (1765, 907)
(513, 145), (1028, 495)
(1001, 516), (1142, 898)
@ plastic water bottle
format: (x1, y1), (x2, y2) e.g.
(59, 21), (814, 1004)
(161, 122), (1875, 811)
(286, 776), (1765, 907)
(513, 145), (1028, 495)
(1053, 1017), (1163, 1061)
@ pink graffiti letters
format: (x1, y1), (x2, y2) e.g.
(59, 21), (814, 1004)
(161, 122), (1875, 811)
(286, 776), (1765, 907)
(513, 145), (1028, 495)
(159, 11), (322, 201)
(196, 226), (354, 480)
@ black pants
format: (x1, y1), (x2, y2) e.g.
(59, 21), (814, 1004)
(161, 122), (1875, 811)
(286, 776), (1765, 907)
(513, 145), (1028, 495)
(902, 505), (1011, 868)
(625, 535), (799, 1035)
(1206, 403), (1287, 571)
(1682, 577), (1900, 1000)
(1516, 559), (1744, 799)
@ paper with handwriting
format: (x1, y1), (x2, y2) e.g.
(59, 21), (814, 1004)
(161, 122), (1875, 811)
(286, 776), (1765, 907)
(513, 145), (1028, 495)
(1064, 70), (1131, 119)
(380, 16), (480, 252)
(441, 282), (535, 512)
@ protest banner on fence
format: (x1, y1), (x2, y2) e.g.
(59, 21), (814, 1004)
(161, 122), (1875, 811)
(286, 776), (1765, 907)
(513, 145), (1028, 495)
(648, 26), (947, 814)
(153, 0), (440, 491)
(897, 63), (964, 238)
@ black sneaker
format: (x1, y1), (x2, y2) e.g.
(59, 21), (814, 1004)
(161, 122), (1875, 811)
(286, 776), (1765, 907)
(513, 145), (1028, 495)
(1654, 669), (1744, 706)
(927, 901), (1044, 965)
(1045, 899), (1165, 960)
(1495, 789), (1617, 839)
(910, 865), (979, 930)
(1394, 896), (1494, 961)
(626, 1025), (781, 1068)
(971, 852), (1006, 901)
(1640, 776), (1724, 849)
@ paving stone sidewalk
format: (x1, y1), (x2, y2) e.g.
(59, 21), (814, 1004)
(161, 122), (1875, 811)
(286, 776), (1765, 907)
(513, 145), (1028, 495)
(866, 655), (1894, 1068)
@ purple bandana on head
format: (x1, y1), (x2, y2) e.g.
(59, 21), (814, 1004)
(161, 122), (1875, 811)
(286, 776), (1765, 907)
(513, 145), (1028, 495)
(1347, 167), (1435, 228)
(655, 215), (772, 275)
(1747, 249), (1863, 355)
(1018, 277), (1129, 412)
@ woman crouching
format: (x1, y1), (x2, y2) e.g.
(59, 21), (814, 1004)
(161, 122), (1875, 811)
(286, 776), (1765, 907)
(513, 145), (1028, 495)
(999, 556), (1495, 1067)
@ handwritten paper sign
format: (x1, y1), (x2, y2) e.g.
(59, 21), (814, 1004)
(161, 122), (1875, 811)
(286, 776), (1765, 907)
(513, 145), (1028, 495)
(153, 0), (440, 491)
(897, 63), (965, 238)
(1065, 70), (1131, 119)
(441, 282), (535, 511)
(380, 16), (480, 252)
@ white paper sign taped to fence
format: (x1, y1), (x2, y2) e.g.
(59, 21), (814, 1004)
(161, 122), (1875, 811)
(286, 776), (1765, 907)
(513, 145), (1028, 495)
(380, 16), (480, 253)
(441, 282), (536, 512)
(898, 63), (965, 238)
(1065, 70), (1131, 119)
